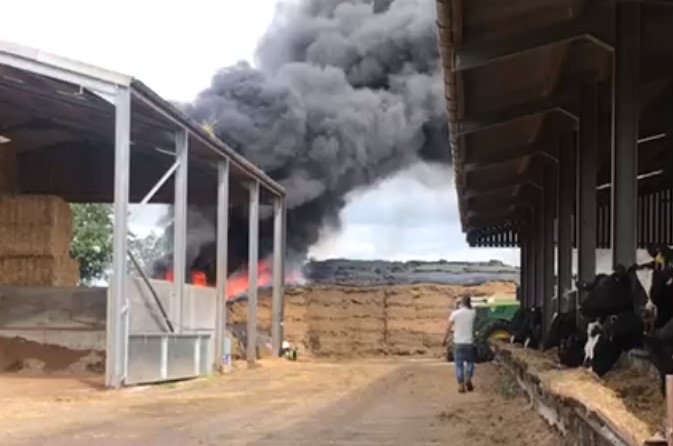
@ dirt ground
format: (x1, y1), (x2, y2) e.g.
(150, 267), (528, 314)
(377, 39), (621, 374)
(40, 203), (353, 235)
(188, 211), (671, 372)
(0, 359), (565, 446)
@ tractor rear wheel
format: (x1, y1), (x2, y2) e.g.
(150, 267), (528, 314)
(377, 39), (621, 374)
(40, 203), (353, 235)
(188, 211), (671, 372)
(474, 320), (513, 363)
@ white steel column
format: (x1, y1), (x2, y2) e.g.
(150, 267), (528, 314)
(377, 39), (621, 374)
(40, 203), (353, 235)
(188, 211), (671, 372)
(215, 159), (230, 371)
(173, 129), (189, 332)
(271, 196), (286, 355)
(106, 85), (131, 388)
(247, 181), (260, 363)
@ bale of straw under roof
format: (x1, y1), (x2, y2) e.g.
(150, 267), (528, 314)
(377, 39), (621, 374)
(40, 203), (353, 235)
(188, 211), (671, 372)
(0, 224), (73, 258)
(0, 194), (73, 227)
(0, 256), (80, 287)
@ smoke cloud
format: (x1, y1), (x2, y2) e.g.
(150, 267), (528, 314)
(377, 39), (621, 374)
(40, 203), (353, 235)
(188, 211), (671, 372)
(182, 0), (448, 274)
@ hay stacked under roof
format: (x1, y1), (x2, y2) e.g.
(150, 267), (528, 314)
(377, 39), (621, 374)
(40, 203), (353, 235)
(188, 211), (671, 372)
(0, 195), (79, 286)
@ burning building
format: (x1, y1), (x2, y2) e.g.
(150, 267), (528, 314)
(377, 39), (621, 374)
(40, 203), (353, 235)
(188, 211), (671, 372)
(153, 0), (449, 293)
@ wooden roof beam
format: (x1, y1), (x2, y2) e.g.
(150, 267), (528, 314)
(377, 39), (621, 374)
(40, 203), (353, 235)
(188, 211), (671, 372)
(464, 139), (560, 173)
(457, 90), (577, 136)
(452, 5), (613, 72)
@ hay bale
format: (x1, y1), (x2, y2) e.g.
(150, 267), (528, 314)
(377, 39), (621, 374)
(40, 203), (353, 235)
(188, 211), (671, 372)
(0, 224), (72, 257)
(0, 195), (73, 227)
(0, 256), (80, 286)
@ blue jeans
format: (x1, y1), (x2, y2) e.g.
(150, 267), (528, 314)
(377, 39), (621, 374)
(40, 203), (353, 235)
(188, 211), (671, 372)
(454, 343), (475, 384)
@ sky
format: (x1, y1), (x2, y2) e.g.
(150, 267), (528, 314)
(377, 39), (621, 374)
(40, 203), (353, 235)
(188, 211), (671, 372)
(0, 0), (520, 266)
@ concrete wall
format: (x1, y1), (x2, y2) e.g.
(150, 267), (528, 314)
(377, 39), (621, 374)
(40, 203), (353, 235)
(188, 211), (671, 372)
(0, 278), (218, 352)
(0, 285), (106, 350)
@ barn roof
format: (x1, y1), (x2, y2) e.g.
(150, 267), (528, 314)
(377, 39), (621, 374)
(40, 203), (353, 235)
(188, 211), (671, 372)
(436, 0), (673, 246)
(0, 39), (285, 204)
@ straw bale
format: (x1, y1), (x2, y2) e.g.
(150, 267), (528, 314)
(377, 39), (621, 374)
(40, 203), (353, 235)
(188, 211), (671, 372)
(0, 224), (72, 257)
(0, 195), (73, 227)
(0, 256), (80, 287)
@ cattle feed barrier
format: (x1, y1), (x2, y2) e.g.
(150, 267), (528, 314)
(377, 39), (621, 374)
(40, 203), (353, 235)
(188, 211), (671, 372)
(494, 344), (638, 446)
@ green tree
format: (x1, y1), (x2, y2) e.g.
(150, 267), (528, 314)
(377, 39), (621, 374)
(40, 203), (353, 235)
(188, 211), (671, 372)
(128, 230), (170, 273)
(70, 203), (114, 285)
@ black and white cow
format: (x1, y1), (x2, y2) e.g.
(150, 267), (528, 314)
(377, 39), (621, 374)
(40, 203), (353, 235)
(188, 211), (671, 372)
(511, 307), (543, 349)
(541, 311), (587, 367)
(578, 246), (673, 380)
(542, 311), (577, 351)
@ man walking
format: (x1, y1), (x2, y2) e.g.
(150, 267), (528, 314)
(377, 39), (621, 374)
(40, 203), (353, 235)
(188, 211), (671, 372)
(443, 295), (476, 393)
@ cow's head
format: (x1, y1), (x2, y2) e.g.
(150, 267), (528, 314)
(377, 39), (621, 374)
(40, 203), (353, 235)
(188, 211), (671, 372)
(583, 320), (603, 368)
(579, 272), (631, 319)
(629, 263), (658, 334)
(647, 244), (673, 286)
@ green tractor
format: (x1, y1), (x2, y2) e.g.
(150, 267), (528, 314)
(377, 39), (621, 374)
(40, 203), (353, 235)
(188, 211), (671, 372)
(446, 294), (521, 363)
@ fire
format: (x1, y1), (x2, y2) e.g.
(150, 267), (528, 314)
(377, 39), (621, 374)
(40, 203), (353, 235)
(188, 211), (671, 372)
(163, 259), (305, 300)
(226, 259), (305, 300)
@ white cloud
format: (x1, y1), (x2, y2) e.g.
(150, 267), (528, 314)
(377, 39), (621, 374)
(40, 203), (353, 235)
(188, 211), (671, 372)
(0, 1), (278, 101)
(309, 163), (520, 265)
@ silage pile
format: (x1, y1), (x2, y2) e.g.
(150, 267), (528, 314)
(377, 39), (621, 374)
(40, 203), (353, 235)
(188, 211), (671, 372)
(0, 195), (79, 286)
(228, 281), (516, 358)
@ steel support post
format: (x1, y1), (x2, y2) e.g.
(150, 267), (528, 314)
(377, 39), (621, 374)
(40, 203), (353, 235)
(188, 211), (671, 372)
(577, 85), (598, 314)
(520, 234), (527, 307)
(526, 210), (537, 310)
(215, 159), (229, 371)
(543, 163), (557, 333)
(173, 129), (189, 332)
(106, 86), (131, 388)
(536, 202), (545, 313)
(247, 181), (260, 363)
(611, 2), (640, 268)
(558, 135), (575, 313)
(271, 196), (286, 356)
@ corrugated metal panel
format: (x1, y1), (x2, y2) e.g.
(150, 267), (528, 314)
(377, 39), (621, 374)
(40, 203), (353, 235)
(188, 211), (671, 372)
(469, 187), (673, 249)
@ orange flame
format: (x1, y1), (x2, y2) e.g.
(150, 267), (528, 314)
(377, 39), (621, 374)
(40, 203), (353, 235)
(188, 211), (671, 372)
(163, 259), (304, 299)
(225, 259), (305, 300)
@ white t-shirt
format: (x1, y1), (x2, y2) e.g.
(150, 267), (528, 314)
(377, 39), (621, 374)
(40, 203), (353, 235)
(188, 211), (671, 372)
(450, 307), (476, 345)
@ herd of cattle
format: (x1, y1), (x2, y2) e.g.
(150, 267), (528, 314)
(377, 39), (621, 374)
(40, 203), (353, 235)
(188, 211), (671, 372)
(508, 245), (673, 394)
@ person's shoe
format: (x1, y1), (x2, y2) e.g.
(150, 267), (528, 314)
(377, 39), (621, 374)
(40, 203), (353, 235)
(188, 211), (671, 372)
(466, 381), (474, 392)
(458, 382), (466, 393)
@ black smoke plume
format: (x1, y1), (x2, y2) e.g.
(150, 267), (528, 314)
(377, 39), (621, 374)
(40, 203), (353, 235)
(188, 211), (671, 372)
(161, 0), (449, 281)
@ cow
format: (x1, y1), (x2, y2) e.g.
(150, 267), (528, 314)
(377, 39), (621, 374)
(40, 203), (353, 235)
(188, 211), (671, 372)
(579, 270), (633, 320)
(511, 307), (543, 349)
(578, 249), (673, 379)
(542, 311), (577, 351)
(558, 330), (586, 367)
(640, 314), (673, 395)
(540, 311), (590, 367)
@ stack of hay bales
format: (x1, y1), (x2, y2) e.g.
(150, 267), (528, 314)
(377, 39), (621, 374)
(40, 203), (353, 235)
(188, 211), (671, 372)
(0, 195), (79, 287)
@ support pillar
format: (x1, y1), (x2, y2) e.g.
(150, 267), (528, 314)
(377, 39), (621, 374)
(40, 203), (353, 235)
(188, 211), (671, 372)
(272, 196), (286, 355)
(520, 233), (527, 308)
(173, 129), (189, 333)
(526, 209), (537, 310)
(536, 202), (545, 312)
(611, 2), (640, 268)
(215, 159), (229, 371)
(247, 181), (260, 363)
(543, 163), (557, 332)
(558, 135), (575, 313)
(106, 86), (131, 388)
(577, 84), (598, 312)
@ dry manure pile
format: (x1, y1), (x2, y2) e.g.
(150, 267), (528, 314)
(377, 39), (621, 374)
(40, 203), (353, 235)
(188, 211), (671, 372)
(228, 281), (516, 358)
(0, 336), (104, 375)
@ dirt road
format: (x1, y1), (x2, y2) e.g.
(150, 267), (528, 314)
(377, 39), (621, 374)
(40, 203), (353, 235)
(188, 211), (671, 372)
(0, 360), (565, 446)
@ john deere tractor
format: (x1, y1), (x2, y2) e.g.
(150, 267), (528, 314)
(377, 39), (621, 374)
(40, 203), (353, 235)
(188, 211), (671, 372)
(446, 293), (520, 363)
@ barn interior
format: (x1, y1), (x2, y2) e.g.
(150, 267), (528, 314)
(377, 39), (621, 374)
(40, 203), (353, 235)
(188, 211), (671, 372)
(437, 0), (673, 442)
(0, 41), (287, 387)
